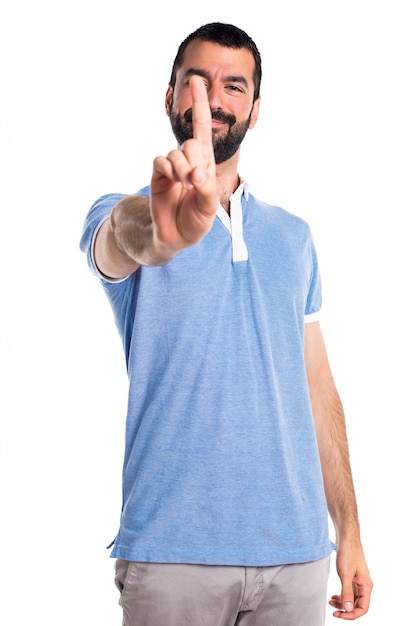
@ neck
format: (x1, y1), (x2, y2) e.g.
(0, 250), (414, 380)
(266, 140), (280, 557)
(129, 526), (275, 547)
(215, 156), (241, 214)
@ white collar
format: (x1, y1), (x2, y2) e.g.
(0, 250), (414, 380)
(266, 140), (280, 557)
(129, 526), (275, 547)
(216, 179), (249, 262)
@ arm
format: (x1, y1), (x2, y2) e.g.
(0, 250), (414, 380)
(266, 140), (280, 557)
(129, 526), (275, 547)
(304, 321), (373, 620)
(94, 76), (218, 278)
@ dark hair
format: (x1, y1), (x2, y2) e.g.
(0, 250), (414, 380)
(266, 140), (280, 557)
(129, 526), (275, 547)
(169, 22), (262, 101)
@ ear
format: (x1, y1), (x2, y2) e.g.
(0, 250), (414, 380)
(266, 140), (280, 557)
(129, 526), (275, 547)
(248, 97), (261, 129)
(165, 85), (173, 116)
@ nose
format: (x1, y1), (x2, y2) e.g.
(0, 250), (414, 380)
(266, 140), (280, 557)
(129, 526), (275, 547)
(206, 84), (223, 110)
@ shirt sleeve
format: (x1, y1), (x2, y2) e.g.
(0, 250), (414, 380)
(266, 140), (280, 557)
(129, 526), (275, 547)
(304, 229), (322, 323)
(79, 193), (127, 278)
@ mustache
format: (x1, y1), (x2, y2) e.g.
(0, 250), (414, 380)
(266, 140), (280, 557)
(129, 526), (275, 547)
(183, 108), (237, 126)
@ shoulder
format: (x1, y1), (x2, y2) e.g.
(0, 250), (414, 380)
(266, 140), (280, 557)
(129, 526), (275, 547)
(248, 194), (311, 229)
(246, 194), (315, 249)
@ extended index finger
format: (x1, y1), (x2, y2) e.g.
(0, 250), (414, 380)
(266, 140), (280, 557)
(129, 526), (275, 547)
(190, 75), (212, 146)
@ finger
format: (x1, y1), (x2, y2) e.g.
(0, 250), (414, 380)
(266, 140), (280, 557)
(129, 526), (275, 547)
(340, 575), (356, 614)
(154, 151), (195, 189)
(329, 584), (371, 620)
(190, 75), (213, 147)
(153, 155), (177, 184)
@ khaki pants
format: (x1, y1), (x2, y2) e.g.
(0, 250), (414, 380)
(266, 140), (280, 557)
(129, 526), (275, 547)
(114, 556), (330, 625)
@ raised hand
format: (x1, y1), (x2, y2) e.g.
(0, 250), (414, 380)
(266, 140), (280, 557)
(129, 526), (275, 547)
(98, 75), (219, 276)
(150, 75), (219, 254)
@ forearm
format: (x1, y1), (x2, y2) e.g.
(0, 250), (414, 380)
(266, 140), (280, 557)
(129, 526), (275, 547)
(94, 195), (177, 278)
(305, 323), (372, 617)
(310, 381), (361, 545)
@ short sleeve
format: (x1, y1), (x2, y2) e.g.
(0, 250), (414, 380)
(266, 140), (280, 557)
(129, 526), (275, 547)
(79, 193), (127, 278)
(304, 231), (322, 323)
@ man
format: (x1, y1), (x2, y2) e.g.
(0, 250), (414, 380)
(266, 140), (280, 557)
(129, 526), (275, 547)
(80, 22), (372, 625)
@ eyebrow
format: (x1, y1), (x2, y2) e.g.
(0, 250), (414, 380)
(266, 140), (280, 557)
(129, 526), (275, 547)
(183, 68), (249, 89)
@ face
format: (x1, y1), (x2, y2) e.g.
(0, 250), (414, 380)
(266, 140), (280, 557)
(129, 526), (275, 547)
(166, 40), (260, 164)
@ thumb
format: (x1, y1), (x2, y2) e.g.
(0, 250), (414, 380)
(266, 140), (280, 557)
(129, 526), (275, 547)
(189, 166), (218, 218)
(341, 577), (355, 613)
(190, 166), (207, 186)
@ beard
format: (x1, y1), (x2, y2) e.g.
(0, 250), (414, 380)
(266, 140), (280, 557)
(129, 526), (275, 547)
(169, 106), (252, 164)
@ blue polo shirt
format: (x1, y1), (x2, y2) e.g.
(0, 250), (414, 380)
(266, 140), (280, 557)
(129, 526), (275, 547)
(80, 182), (335, 565)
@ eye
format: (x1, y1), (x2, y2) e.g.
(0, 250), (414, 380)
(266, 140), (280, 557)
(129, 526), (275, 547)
(226, 84), (245, 94)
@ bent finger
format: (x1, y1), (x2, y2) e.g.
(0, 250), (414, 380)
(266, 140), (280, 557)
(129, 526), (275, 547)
(154, 151), (194, 189)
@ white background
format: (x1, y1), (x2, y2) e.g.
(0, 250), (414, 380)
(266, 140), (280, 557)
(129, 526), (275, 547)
(1, 1), (417, 624)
